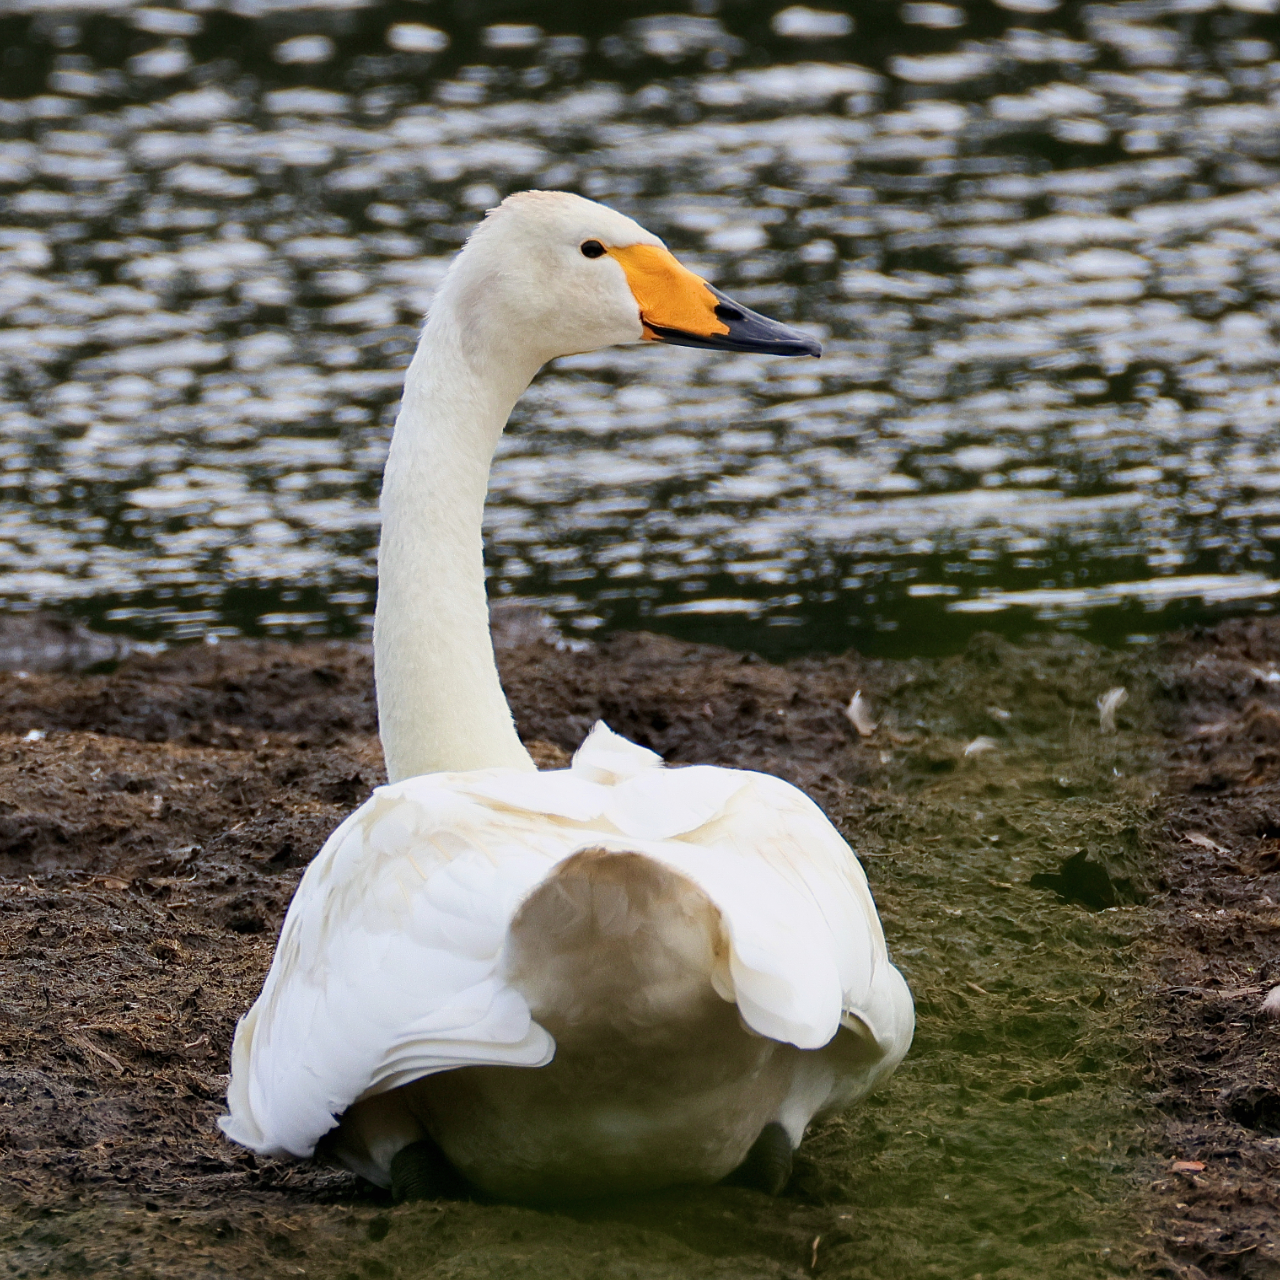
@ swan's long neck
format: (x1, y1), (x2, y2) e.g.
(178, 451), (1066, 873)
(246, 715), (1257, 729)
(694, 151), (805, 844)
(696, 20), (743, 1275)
(374, 300), (541, 782)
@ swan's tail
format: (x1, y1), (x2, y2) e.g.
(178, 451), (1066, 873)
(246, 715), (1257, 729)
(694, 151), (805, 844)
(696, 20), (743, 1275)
(503, 848), (735, 1040)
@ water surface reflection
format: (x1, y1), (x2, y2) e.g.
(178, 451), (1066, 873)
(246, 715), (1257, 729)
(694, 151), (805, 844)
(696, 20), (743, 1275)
(3, 0), (1280, 656)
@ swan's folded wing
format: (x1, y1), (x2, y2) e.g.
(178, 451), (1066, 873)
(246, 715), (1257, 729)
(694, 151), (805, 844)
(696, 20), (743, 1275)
(601, 765), (912, 1062)
(219, 776), (567, 1159)
(708, 772), (913, 1066)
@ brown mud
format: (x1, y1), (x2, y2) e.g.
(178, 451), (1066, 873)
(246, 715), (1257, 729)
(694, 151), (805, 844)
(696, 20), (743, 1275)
(1142, 621), (1280, 1280)
(0, 617), (1275, 1279)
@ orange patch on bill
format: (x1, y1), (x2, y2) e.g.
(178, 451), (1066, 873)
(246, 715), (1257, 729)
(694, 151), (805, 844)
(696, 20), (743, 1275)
(608, 244), (729, 341)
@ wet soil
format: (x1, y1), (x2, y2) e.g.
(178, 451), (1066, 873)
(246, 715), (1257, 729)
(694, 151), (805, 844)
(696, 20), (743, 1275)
(0, 618), (1275, 1278)
(1141, 620), (1280, 1280)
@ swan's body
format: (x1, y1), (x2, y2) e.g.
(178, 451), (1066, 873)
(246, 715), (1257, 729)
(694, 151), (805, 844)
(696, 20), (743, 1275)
(220, 191), (914, 1199)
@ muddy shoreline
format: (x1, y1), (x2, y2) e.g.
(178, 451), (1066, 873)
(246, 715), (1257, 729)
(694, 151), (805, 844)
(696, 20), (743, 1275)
(0, 620), (1276, 1278)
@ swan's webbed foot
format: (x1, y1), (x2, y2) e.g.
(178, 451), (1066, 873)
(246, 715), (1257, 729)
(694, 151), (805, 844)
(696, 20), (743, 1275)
(723, 1122), (793, 1196)
(389, 1136), (465, 1203)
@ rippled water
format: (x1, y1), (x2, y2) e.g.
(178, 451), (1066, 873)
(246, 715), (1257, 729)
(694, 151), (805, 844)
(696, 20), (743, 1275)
(3, 0), (1280, 657)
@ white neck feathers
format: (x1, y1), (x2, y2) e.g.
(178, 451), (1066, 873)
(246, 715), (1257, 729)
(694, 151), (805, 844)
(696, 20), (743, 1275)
(373, 287), (541, 783)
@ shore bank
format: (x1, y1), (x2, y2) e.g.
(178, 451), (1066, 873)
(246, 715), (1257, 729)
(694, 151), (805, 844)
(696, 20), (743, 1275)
(0, 620), (1276, 1278)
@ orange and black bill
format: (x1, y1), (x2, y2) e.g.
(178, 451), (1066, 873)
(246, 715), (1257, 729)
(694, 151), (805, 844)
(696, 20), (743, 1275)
(646, 284), (822, 357)
(607, 243), (822, 358)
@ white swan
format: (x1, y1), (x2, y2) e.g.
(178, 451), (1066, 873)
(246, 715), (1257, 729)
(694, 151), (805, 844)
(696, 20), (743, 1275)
(219, 191), (914, 1203)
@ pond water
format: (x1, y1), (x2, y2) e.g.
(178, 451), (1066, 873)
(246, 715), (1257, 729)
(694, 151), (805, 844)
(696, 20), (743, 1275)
(3, 0), (1280, 658)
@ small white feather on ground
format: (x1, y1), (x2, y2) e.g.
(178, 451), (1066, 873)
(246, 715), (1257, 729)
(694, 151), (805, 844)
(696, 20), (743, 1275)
(1097, 686), (1128, 733)
(846, 690), (876, 736)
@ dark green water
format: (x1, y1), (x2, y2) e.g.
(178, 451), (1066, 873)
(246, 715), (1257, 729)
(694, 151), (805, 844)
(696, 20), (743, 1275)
(4, 0), (1280, 660)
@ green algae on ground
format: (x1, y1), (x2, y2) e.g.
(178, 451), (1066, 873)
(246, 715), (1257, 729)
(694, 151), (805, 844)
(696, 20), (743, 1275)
(0, 631), (1159, 1278)
(793, 641), (1158, 1278)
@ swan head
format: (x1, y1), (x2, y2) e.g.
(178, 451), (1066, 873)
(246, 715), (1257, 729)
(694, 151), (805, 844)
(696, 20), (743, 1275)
(440, 190), (821, 366)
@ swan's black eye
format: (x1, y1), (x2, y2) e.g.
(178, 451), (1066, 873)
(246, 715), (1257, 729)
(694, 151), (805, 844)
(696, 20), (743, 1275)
(580, 240), (606, 259)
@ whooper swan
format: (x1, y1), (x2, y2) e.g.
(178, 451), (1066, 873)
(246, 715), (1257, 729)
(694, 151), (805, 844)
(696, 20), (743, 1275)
(219, 191), (914, 1203)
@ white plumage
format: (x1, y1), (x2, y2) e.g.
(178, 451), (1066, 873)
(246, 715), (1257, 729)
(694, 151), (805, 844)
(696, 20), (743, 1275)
(221, 725), (912, 1198)
(219, 191), (914, 1200)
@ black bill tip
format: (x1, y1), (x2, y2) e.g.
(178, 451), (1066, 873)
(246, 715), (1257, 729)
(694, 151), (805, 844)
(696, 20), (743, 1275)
(648, 286), (822, 358)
